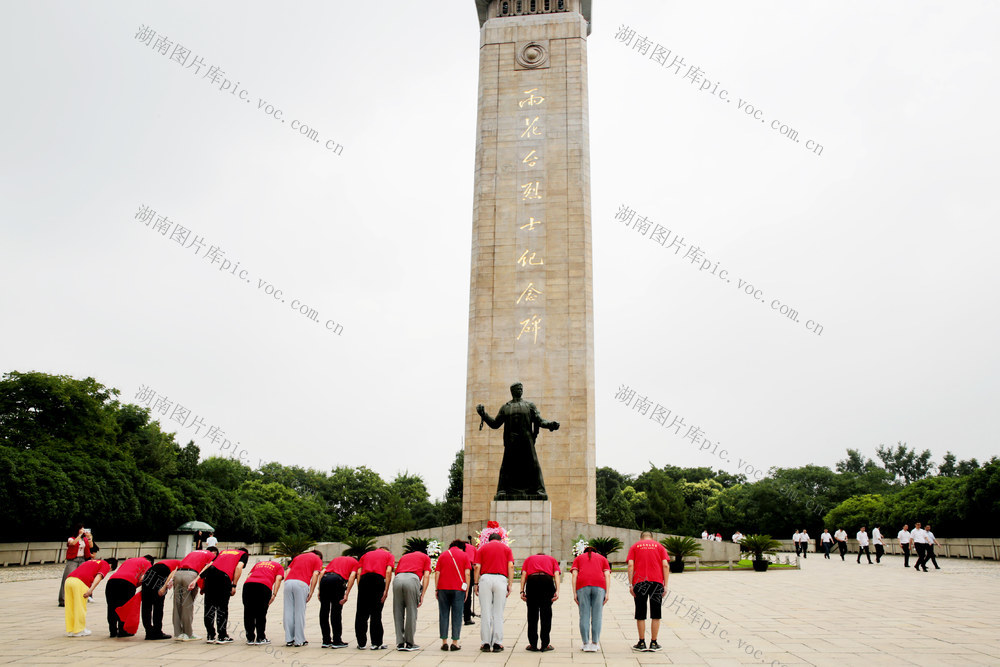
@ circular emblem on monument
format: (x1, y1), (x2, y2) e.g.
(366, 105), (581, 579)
(516, 41), (549, 69)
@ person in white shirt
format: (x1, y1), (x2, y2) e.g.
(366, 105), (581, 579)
(792, 530), (802, 556)
(897, 525), (912, 568)
(701, 530), (709, 540)
(833, 528), (848, 561)
(799, 530), (810, 558)
(820, 529), (833, 559)
(856, 527), (872, 564)
(731, 531), (743, 544)
(924, 524), (941, 570)
(871, 526), (884, 564)
(911, 522), (929, 572)
(205, 533), (218, 549)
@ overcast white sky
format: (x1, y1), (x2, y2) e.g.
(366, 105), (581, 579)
(2, 1), (997, 499)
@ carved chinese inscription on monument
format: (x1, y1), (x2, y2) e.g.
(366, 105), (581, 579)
(516, 86), (546, 344)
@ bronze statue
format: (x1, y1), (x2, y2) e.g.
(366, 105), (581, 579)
(476, 382), (560, 500)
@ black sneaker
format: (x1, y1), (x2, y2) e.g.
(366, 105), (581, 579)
(405, 643), (420, 651)
(217, 636), (233, 644)
(286, 641), (294, 647)
(632, 639), (647, 651)
(649, 640), (663, 651)
(258, 638), (271, 645)
(322, 643), (333, 649)
(492, 644), (504, 652)
(481, 644), (492, 652)
(331, 642), (349, 648)
(396, 644), (406, 651)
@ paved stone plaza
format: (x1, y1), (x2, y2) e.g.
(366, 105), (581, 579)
(3, 554), (999, 665)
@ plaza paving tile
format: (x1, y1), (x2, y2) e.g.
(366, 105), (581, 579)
(2, 554), (999, 665)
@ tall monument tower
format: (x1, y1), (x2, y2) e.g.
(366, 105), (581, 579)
(463, 0), (596, 527)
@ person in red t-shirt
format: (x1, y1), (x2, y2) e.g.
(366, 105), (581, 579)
(571, 547), (611, 652)
(59, 524), (94, 607)
(462, 539), (477, 624)
(243, 559), (285, 645)
(520, 551), (561, 652)
(474, 534), (515, 652)
(141, 558), (180, 640)
(435, 540), (471, 651)
(392, 548), (432, 651)
(200, 547), (249, 643)
(171, 546), (218, 641)
(284, 549), (324, 647)
(355, 546), (395, 649)
(105, 555), (154, 637)
(627, 532), (670, 652)
(319, 555), (358, 648)
(64, 557), (118, 636)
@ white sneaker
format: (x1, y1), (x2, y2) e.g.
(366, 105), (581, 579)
(582, 642), (593, 652)
(175, 634), (189, 641)
(592, 642), (600, 651)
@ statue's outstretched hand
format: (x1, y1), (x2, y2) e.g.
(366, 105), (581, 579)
(549, 421), (560, 431)
(476, 404), (486, 416)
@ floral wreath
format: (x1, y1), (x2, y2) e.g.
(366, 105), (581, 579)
(426, 539), (443, 569)
(474, 520), (513, 546)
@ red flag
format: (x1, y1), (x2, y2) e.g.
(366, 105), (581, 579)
(116, 592), (142, 635)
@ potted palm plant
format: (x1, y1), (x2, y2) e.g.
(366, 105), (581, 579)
(587, 537), (624, 559)
(740, 534), (782, 571)
(660, 536), (703, 573)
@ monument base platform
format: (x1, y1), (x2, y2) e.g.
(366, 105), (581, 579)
(491, 499), (551, 563)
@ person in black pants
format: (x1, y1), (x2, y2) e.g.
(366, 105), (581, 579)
(319, 556), (358, 648)
(242, 559), (284, 645)
(202, 566), (234, 642)
(142, 559), (180, 639)
(354, 547), (394, 649)
(462, 539), (476, 626)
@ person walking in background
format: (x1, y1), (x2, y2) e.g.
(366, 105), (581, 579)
(59, 525), (93, 607)
(319, 554), (357, 648)
(732, 530), (744, 544)
(475, 534), (514, 653)
(141, 558), (180, 640)
(857, 527), (872, 564)
(393, 546), (432, 651)
(924, 524), (942, 570)
(204, 532), (218, 549)
(701, 530), (709, 540)
(627, 531), (669, 652)
(355, 546), (394, 650)
(284, 549), (323, 647)
(172, 546), (217, 641)
(897, 524), (912, 568)
(64, 556), (118, 637)
(834, 528), (848, 561)
(821, 529), (833, 559)
(242, 558), (285, 646)
(572, 546), (609, 653)
(521, 550), (560, 652)
(105, 555), (154, 637)
(792, 530), (802, 556)
(872, 526), (885, 564)
(462, 539), (477, 626)
(201, 547), (249, 644)
(194, 532), (204, 551)
(800, 530), (810, 558)
(912, 522), (929, 572)
(435, 540), (471, 652)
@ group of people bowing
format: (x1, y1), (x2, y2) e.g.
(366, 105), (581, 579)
(59, 531), (672, 653)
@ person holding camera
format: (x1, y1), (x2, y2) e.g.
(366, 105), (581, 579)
(59, 524), (93, 607)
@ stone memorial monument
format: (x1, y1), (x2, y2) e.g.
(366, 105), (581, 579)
(462, 0), (596, 557)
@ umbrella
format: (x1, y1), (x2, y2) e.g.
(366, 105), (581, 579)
(177, 521), (214, 532)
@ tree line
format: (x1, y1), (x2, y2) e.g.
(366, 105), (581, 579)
(1, 371), (996, 543)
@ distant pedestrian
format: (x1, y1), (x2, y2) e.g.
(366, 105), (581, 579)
(714, 533), (722, 541)
(732, 531), (744, 544)
(572, 546), (608, 653)
(792, 530), (802, 556)
(834, 528), (848, 561)
(319, 555), (357, 648)
(872, 526), (885, 563)
(284, 549), (323, 647)
(105, 555), (154, 637)
(857, 527), (872, 564)
(435, 540), (471, 652)
(911, 522), (930, 572)
(205, 532), (218, 549)
(474, 534), (514, 653)
(355, 546), (394, 650)
(924, 524), (941, 570)
(701, 530), (709, 540)
(820, 529), (833, 559)
(393, 547), (432, 651)
(897, 524), (912, 567)
(521, 550), (560, 652)
(59, 525), (93, 607)
(800, 530), (810, 558)
(627, 531), (669, 652)
(243, 559), (285, 646)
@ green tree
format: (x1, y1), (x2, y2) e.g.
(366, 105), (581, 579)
(875, 441), (934, 484)
(325, 466), (388, 536)
(823, 494), (886, 530)
(938, 452), (958, 477)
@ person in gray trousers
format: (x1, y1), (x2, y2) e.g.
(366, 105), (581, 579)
(392, 548), (432, 651)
